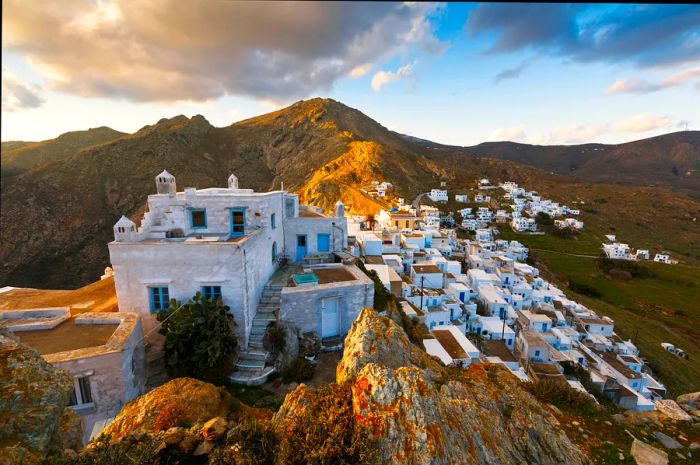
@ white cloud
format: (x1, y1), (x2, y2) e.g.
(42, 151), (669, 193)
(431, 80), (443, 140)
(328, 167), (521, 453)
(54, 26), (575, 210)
(1, 69), (44, 111)
(488, 123), (609, 144)
(3, 1), (446, 103)
(371, 62), (415, 92)
(614, 113), (671, 133)
(549, 123), (608, 143)
(487, 124), (527, 142)
(606, 65), (700, 94)
(349, 63), (372, 78)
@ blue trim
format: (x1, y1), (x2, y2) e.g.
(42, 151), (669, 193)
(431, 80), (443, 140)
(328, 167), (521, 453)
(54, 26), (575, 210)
(190, 208), (207, 229)
(230, 208), (245, 237)
(317, 233), (330, 252)
(271, 213), (276, 229)
(148, 286), (169, 313)
(201, 285), (222, 301)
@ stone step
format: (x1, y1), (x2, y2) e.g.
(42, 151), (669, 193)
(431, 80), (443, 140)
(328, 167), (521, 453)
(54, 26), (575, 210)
(252, 319), (271, 328)
(254, 312), (276, 321)
(235, 357), (265, 370)
(229, 366), (276, 386)
(248, 340), (264, 350)
(250, 326), (266, 336)
(259, 298), (281, 305)
(262, 290), (282, 297)
(239, 349), (268, 361)
(257, 307), (279, 314)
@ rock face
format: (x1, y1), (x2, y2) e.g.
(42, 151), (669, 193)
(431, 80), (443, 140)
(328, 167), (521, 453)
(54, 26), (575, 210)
(0, 327), (74, 464)
(630, 438), (668, 465)
(655, 399), (693, 421)
(101, 377), (232, 439)
(332, 308), (590, 464)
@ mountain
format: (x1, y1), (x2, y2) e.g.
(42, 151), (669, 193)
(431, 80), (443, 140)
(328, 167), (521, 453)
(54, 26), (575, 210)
(406, 131), (700, 198)
(1, 98), (699, 288)
(1, 126), (126, 177)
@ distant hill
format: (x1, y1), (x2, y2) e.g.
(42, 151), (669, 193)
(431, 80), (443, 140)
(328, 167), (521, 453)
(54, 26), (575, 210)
(1, 126), (126, 177)
(1, 98), (699, 288)
(404, 131), (700, 198)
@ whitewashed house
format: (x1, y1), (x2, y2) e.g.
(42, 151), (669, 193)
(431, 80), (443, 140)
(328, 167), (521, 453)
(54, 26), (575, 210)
(428, 188), (448, 202)
(455, 194), (469, 203)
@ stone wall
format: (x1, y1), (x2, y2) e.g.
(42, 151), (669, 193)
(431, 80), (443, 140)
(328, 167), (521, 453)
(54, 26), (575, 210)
(279, 265), (374, 336)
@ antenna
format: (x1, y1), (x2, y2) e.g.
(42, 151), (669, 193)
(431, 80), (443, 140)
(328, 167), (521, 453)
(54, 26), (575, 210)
(683, 122), (689, 131)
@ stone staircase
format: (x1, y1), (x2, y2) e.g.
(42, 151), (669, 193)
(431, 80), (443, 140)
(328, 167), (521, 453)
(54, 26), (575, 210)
(229, 283), (282, 385)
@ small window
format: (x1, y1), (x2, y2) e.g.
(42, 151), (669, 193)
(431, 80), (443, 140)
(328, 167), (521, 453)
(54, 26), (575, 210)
(69, 376), (93, 406)
(534, 350), (541, 357)
(271, 213), (276, 229)
(202, 286), (222, 301)
(190, 209), (207, 229)
(149, 287), (169, 313)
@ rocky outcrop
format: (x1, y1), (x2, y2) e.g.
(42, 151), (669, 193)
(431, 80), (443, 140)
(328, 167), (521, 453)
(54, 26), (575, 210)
(0, 327), (74, 464)
(329, 308), (591, 465)
(100, 377), (232, 440)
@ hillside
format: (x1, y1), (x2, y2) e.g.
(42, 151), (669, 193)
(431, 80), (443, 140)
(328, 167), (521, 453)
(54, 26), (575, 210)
(1, 98), (699, 289)
(1, 126), (126, 177)
(410, 131), (700, 198)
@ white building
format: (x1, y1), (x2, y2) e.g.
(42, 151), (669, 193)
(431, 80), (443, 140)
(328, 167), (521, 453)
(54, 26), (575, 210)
(602, 242), (632, 260)
(653, 253), (672, 264)
(108, 171), (352, 352)
(455, 194), (469, 203)
(511, 217), (537, 232)
(424, 326), (480, 368)
(428, 188), (448, 202)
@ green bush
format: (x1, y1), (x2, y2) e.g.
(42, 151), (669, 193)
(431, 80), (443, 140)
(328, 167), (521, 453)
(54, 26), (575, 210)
(281, 357), (315, 383)
(535, 212), (553, 226)
(157, 292), (238, 385)
(568, 280), (602, 298)
(266, 322), (287, 357)
(596, 256), (656, 279)
(42, 435), (161, 465)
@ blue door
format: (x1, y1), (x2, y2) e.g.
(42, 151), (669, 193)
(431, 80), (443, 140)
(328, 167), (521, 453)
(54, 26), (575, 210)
(317, 233), (330, 253)
(296, 235), (307, 262)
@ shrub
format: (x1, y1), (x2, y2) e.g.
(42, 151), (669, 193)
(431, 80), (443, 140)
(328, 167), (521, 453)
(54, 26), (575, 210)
(209, 420), (279, 465)
(525, 379), (593, 409)
(281, 357), (315, 383)
(266, 322), (287, 357)
(568, 280), (602, 298)
(41, 435), (161, 465)
(157, 293), (238, 385)
(535, 212), (553, 226)
(276, 383), (379, 465)
(596, 256), (656, 279)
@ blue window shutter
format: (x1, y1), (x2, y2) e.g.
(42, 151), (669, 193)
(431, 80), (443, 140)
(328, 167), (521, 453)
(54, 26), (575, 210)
(149, 288), (155, 312)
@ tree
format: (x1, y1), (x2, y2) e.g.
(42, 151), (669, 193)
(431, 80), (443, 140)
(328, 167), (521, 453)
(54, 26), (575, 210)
(535, 211), (553, 226)
(157, 293), (238, 385)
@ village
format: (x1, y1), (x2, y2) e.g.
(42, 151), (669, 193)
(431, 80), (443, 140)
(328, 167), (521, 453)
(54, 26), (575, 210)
(0, 171), (690, 449)
(352, 178), (676, 413)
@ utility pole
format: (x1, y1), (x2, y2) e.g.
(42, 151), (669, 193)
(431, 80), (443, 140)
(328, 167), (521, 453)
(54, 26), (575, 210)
(420, 276), (425, 311)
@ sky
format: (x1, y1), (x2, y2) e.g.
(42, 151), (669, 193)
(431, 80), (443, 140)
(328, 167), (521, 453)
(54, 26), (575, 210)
(2, 2), (699, 146)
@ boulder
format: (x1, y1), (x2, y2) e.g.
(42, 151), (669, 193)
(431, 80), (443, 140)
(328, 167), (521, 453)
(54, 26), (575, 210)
(163, 427), (186, 446)
(296, 308), (592, 465)
(101, 378), (232, 439)
(193, 440), (214, 456)
(0, 327), (74, 464)
(676, 392), (700, 412)
(298, 331), (321, 358)
(630, 438), (668, 465)
(200, 417), (227, 441)
(653, 432), (682, 449)
(655, 400), (693, 422)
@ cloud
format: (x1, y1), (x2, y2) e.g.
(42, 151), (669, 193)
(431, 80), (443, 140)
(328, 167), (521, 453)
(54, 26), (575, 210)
(349, 64), (373, 78)
(493, 55), (539, 84)
(549, 123), (609, 143)
(605, 79), (662, 94)
(371, 62), (415, 92)
(606, 65), (700, 94)
(487, 124), (527, 142)
(614, 113), (671, 133)
(467, 4), (700, 68)
(2, 1), (446, 103)
(1, 69), (44, 111)
(488, 123), (609, 144)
